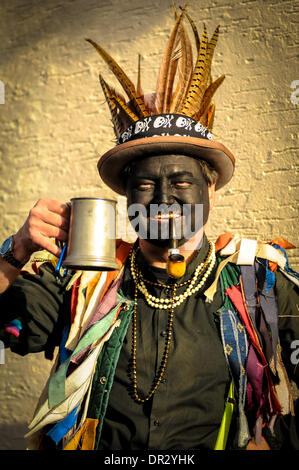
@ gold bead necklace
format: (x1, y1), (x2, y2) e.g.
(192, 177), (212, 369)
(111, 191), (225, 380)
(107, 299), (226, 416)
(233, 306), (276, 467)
(131, 282), (177, 403)
(129, 241), (216, 404)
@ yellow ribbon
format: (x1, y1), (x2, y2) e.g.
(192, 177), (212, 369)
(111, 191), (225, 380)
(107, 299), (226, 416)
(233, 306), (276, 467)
(63, 418), (99, 450)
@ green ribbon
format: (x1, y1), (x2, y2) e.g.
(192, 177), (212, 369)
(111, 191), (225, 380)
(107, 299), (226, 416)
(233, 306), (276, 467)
(48, 293), (132, 408)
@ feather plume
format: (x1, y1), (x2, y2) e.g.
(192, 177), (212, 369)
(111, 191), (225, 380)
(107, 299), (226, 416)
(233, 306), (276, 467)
(207, 25), (219, 63)
(179, 23), (209, 115)
(137, 54), (143, 96)
(196, 74), (225, 118)
(170, 21), (193, 112)
(207, 103), (215, 129)
(183, 9), (200, 52)
(155, 9), (186, 113)
(199, 102), (215, 129)
(172, 0), (178, 19)
(99, 74), (139, 126)
(99, 75), (123, 139)
(162, 42), (181, 113)
(204, 26), (220, 85)
(199, 104), (210, 127)
(86, 38), (149, 118)
(89, 6), (225, 138)
(197, 26), (219, 99)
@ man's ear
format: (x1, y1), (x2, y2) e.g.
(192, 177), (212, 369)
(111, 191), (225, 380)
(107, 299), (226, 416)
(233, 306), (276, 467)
(208, 184), (216, 211)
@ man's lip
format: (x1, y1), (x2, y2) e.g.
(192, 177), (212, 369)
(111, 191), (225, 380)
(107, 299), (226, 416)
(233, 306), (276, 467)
(148, 217), (184, 226)
(148, 213), (182, 220)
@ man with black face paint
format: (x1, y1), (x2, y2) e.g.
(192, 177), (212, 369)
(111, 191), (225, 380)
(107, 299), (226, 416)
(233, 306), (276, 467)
(125, 155), (214, 250)
(0, 7), (298, 452)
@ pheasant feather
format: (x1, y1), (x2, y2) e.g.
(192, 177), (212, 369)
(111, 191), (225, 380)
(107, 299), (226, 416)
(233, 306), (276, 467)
(207, 102), (215, 129)
(197, 74), (225, 118)
(162, 41), (181, 112)
(99, 74), (123, 139)
(184, 10), (200, 52)
(203, 26), (220, 86)
(179, 23), (209, 115)
(86, 38), (149, 118)
(89, 6), (225, 139)
(99, 74), (139, 125)
(137, 54), (143, 97)
(155, 9), (186, 113)
(170, 21), (193, 113)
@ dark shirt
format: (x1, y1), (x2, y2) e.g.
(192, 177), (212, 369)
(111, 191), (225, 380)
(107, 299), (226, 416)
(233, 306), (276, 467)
(99, 235), (231, 450)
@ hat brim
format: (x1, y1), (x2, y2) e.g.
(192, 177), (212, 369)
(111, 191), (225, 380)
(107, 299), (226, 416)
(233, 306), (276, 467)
(98, 135), (235, 194)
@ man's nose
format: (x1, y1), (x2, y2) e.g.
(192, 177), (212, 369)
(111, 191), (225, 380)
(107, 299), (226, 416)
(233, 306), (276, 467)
(155, 178), (175, 205)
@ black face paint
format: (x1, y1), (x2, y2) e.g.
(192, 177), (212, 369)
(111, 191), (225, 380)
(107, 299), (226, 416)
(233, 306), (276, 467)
(125, 155), (211, 247)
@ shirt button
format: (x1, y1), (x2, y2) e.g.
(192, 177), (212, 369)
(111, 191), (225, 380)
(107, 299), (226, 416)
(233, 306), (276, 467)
(154, 419), (160, 426)
(161, 377), (167, 384)
(165, 288), (172, 296)
(160, 330), (167, 337)
(100, 376), (106, 385)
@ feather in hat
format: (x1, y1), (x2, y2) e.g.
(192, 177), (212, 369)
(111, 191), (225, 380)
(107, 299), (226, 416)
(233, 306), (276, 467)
(86, 3), (225, 133)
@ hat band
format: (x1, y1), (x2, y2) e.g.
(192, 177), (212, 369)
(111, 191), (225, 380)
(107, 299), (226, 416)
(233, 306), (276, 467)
(117, 113), (213, 145)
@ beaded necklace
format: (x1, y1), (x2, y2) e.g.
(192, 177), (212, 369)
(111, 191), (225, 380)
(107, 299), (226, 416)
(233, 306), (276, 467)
(129, 241), (216, 403)
(130, 240), (216, 309)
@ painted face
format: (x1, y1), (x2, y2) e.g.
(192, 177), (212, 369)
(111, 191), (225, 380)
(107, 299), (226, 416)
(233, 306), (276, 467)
(125, 154), (211, 247)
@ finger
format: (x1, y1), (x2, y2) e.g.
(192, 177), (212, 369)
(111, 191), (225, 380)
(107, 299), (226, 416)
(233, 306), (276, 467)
(43, 209), (69, 232)
(31, 201), (70, 231)
(39, 222), (69, 242)
(46, 200), (70, 218)
(33, 233), (63, 258)
(35, 199), (70, 219)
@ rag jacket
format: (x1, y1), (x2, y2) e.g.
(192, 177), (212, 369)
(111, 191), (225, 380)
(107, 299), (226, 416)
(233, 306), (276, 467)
(1, 234), (299, 450)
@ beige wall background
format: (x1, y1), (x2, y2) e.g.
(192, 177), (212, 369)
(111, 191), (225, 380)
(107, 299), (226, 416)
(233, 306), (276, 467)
(0, 0), (298, 450)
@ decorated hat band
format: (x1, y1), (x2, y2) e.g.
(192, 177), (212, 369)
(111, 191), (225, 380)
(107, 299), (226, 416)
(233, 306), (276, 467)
(117, 113), (213, 145)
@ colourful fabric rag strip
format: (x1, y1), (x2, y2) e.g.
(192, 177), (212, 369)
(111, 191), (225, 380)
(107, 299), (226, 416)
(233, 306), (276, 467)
(273, 243), (299, 282)
(59, 325), (72, 365)
(217, 259), (250, 447)
(63, 418), (99, 450)
(226, 283), (282, 442)
(219, 307), (250, 447)
(46, 405), (79, 444)
(255, 260), (279, 369)
(4, 318), (23, 338)
(48, 294), (129, 408)
(263, 259), (276, 293)
(214, 382), (235, 450)
(69, 273), (126, 369)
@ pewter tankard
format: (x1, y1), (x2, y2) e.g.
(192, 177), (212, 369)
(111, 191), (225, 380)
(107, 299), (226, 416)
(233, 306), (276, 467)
(63, 197), (119, 271)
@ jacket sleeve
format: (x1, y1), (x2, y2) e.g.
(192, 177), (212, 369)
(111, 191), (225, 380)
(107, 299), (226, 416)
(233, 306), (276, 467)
(273, 269), (299, 449)
(276, 269), (299, 387)
(0, 262), (73, 358)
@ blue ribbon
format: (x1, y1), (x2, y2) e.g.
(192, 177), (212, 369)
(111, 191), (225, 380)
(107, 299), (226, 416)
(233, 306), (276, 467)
(219, 307), (249, 447)
(46, 405), (79, 444)
(272, 243), (299, 282)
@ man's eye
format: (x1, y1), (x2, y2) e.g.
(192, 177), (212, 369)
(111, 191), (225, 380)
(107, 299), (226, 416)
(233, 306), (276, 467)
(173, 181), (192, 188)
(136, 183), (154, 191)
